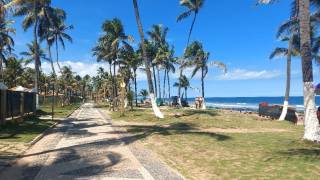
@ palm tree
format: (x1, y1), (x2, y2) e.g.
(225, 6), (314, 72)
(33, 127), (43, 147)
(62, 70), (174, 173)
(174, 75), (190, 100)
(270, 36), (299, 120)
(14, 0), (54, 109)
(0, 17), (14, 82)
(20, 41), (48, 65)
(260, 0), (320, 141)
(177, 0), (204, 100)
(177, 0), (204, 46)
(148, 24), (169, 98)
(49, 22), (73, 72)
(132, 0), (164, 118)
(102, 18), (132, 108)
(156, 43), (176, 99)
(298, 0), (320, 141)
(119, 45), (143, 107)
(139, 40), (158, 97)
(3, 57), (23, 88)
(183, 41), (226, 109)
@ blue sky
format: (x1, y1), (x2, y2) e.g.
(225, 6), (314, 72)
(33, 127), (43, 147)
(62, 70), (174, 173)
(11, 0), (320, 97)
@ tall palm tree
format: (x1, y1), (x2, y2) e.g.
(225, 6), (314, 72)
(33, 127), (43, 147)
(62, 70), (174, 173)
(121, 47), (143, 107)
(132, 0), (164, 118)
(177, 0), (204, 46)
(183, 41), (226, 109)
(298, 0), (320, 141)
(139, 40), (158, 97)
(260, 0), (320, 141)
(177, 0), (204, 100)
(270, 36), (299, 120)
(96, 18), (132, 110)
(148, 24), (169, 98)
(14, 0), (52, 109)
(49, 22), (73, 72)
(156, 43), (176, 99)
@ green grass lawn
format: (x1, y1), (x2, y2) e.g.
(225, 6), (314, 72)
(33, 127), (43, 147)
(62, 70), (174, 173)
(0, 103), (80, 143)
(111, 108), (320, 179)
(0, 116), (56, 143)
(40, 103), (81, 118)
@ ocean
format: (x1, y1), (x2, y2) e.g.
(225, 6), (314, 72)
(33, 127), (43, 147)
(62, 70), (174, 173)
(187, 96), (320, 112)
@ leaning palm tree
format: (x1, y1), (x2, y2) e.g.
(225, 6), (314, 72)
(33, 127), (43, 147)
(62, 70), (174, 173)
(183, 41), (226, 109)
(270, 35), (299, 120)
(177, 0), (204, 46)
(177, 0), (204, 100)
(49, 22), (73, 72)
(132, 0), (164, 118)
(259, 0), (320, 141)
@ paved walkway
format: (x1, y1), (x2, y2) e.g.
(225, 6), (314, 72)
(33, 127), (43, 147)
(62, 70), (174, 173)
(0, 103), (184, 180)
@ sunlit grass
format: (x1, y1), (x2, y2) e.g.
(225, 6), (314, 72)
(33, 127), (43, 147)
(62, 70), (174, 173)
(111, 108), (320, 179)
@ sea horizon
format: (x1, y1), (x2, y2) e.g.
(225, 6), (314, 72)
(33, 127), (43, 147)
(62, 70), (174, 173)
(184, 96), (320, 111)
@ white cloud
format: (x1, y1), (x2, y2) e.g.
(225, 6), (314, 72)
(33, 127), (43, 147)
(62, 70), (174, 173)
(27, 61), (111, 77)
(216, 69), (282, 80)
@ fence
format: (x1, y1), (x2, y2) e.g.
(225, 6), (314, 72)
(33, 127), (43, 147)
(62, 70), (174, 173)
(0, 87), (36, 124)
(39, 95), (83, 107)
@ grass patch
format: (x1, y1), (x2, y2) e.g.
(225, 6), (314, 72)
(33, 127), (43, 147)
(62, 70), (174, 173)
(0, 103), (80, 143)
(39, 103), (81, 118)
(0, 116), (56, 143)
(111, 108), (320, 179)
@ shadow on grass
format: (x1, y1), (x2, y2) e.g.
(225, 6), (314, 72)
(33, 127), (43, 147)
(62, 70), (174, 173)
(278, 148), (320, 157)
(180, 110), (218, 117)
(120, 122), (231, 142)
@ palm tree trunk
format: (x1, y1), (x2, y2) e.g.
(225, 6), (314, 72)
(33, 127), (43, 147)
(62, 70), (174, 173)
(109, 62), (115, 111)
(201, 67), (206, 109)
(0, 5), (4, 82)
(201, 67), (205, 98)
(187, 12), (198, 46)
(299, 0), (320, 141)
(113, 63), (118, 97)
(0, 57), (3, 83)
(279, 37), (292, 121)
(134, 69), (138, 107)
(167, 71), (171, 99)
(33, 1), (40, 110)
(55, 35), (62, 73)
(157, 66), (161, 99)
(132, 0), (164, 118)
(185, 87), (187, 100)
(163, 69), (167, 100)
(178, 69), (182, 97)
(152, 65), (157, 97)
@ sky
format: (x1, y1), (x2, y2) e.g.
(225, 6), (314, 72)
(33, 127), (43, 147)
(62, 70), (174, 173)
(11, 0), (320, 97)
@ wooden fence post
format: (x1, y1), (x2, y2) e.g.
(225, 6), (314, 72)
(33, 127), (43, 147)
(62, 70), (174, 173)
(20, 92), (25, 117)
(31, 89), (37, 115)
(0, 83), (8, 125)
